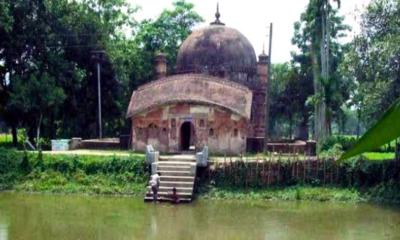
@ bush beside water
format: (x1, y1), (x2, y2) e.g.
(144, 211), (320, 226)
(0, 148), (149, 195)
(200, 186), (363, 202)
(200, 156), (400, 203)
(1, 148), (399, 203)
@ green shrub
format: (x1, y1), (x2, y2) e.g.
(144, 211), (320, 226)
(0, 148), (23, 174)
(20, 152), (32, 173)
(0, 150), (148, 195)
(321, 135), (358, 152)
(0, 134), (14, 148)
(34, 154), (147, 175)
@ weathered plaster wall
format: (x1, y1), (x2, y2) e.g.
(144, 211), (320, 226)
(131, 103), (248, 154)
(126, 74), (253, 119)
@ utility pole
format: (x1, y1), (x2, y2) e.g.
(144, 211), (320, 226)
(91, 50), (105, 139)
(264, 22), (273, 152)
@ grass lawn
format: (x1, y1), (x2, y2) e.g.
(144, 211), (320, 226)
(362, 152), (395, 161)
(0, 133), (144, 158)
(200, 185), (365, 202)
(0, 133), (12, 142)
(209, 154), (316, 163)
(41, 149), (145, 158)
(0, 133), (13, 148)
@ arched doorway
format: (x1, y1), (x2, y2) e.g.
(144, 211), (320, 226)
(180, 121), (194, 151)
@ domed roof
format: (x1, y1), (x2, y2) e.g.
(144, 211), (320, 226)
(176, 21), (257, 76)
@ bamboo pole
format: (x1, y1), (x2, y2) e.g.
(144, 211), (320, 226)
(267, 160), (271, 186)
(256, 156), (259, 186)
(277, 159), (281, 184)
(303, 159), (306, 184)
(223, 153), (226, 180)
(263, 155), (266, 186)
(336, 161), (339, 184)
(229, 155), (232, 176)
(330, 159), (333, 184)
(323, 158), (326, 186)
(291, 156), (295, 180)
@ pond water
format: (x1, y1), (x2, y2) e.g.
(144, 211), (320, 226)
(0, 192), (399, 240)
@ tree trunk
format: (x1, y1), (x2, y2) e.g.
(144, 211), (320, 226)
(356, 108), (361, 137)
(11, 123), (18, 147)
(312, 2), (330, 145)
(311, 45), (328, 144)
(297, 111), (309, 140)
(36, 113), (43, 150)
(49, 111), (55, 140)
(327, 111), (332, 136)
(339, 111), (346, 135)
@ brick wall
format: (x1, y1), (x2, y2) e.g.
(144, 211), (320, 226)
(131, 103), (249, 154)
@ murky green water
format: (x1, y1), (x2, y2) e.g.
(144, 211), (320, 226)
(0, 192), (399, 240)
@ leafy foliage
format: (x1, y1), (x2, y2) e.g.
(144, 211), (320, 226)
(288, 2), (350, 143)
(269, 63), (312, 139)
(338, 0), (400, 159)
(321, 135), (357, 152)
(201, 185), (363, 202)
(341, 0), (400, 128)
(0, 149), (148, 194)
(291, 0), (350, 143)
(0, 147), (23, 174)
(0, 0), (203, 145)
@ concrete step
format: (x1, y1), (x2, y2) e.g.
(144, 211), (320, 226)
(159, 156), (196, 162)
(160, 155), (196, 161)
(144, 196), (191, 203)
(160, 181), (194, 188)
(145, 154), (197, 203)
(145, 191), (192, 198)
(158, 170), (193, 176)
(161, 175), (195, 182)
(157, 161), (193, 167)
(147, 186), (193, 193)
(157, 165), (191, 171)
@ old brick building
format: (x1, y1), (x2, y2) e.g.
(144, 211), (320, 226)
(126, 9), (269, 154)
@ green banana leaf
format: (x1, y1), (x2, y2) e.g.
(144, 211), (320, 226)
(340, 98), (400, 160)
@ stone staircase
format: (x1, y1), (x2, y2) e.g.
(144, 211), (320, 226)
(144, 155), (197, 203)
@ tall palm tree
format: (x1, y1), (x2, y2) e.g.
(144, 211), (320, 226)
(310, 0), (340, 144)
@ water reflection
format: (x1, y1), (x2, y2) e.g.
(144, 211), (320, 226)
(0, 222), (8, 240)
(0, 192), (399, 240)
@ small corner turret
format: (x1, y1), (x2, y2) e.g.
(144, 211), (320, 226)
(257, 46), (269, 83)
(154, 52), (167, 79)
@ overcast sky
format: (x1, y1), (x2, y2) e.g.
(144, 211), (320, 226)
(128, 0), (371, 63)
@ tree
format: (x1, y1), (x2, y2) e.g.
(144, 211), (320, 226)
(0, 0), (13, 32)
(132, 0), (203, 86)
(8, 73), (65, 149)
(340, 0), (400, 160)
(0, 0), (136, 144)
(292, 0), (349, 145)
(107, 0), (203, 136)
(341, 0), (400, 129)
(269, 63), (311, 139)
(0, 0), (204, 146)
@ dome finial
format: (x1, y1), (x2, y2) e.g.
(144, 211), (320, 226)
(216, 3), (220, 20)
(211, 2), (225, 25)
